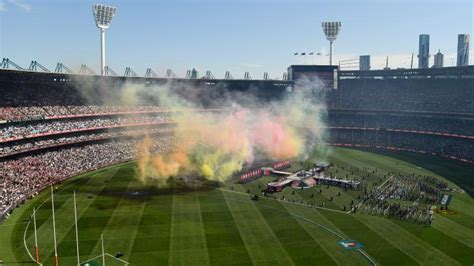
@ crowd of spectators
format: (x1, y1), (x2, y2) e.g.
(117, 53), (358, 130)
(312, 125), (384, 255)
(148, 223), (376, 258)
(0, 105), (168, 121)
(1, 72), (473, 220)
(0, 115), (170, 140)
(0, 80), (84, 107)
(329, 128), (474, 162)
(0, 136), (175, 219)
(0, 127), (172, 156)
(328, 111), (474, 136)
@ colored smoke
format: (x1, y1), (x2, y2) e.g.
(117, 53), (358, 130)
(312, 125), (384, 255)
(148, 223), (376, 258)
(76, 75), (329, 184)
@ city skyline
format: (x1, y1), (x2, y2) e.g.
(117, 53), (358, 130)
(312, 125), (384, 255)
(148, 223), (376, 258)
(0, 0), (473, 77)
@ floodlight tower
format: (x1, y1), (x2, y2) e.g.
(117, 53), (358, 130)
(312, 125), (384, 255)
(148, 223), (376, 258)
(93, 4), (117, 75)
(322, 22), (342, 65)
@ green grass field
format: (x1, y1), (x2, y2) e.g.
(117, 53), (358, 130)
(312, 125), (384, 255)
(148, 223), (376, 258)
(1, 147), (473, 265)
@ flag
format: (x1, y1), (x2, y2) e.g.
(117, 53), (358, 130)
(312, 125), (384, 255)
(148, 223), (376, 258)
(294, 53), (298, 55)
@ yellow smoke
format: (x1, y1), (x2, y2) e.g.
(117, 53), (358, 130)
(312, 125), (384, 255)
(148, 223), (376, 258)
(135, 111), (251, 183)
(127, 77), (327, 185)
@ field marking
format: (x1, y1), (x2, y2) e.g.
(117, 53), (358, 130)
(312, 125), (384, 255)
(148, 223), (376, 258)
(105, 252), (130, 264)
(278, 189), (369, 265)
(23, 197), (49, 265)
(49, 169), (120, 261)
(16, 156), (465, 266)
(84, 170), (141, 260)
(280, 202), (349, 265)
(218, 191), (377, 266)
(356, 214), (461, 265)
(80, 252), (130, 265)
(22, 167), (118, 264)
(22, 175), (91, 264)
(214, 186), (350, 214)
(213, 185), (379, 265)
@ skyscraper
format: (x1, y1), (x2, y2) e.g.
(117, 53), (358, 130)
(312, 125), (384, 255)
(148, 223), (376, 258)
(457, 34), (470, 66)
(418, 34), (430, 69)
(434, 50), (444, 68)
(359, 55), (370, 70)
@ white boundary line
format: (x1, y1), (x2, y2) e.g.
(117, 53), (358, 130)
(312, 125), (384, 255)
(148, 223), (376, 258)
(21, 164), (127, 264)
(23, 196), (50, 265)
(21, 174), (373, 266)
(80, 253), (130, 265)
(105, 252), (130, 265)
(219, 194), (378, 266)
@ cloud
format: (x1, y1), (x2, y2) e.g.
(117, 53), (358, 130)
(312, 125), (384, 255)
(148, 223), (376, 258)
(0, 0), (32, 12)
(10, 0), (31, 12)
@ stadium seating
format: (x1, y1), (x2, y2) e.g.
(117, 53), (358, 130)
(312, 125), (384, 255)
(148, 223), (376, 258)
(1, 73), (474, 220)
(0, 137), (175, 217)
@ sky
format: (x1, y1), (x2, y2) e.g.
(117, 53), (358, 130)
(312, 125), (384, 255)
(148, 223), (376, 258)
(0, 0), (472, 78)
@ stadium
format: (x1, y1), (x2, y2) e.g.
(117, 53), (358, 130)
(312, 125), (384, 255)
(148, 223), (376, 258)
(1, 1), (474, 266)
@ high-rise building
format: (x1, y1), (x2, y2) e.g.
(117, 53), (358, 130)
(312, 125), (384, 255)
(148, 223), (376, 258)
(457, 34), (470, 66)
(433, 50), (444, 68)
(359, 55), (370, 70)
(191, 68), (198, 79)
(418, 34), (430, 69)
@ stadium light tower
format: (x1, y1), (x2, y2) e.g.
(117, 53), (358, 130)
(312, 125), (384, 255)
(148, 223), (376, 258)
(322, 22), (342, 65)
(93, 4), (117, 75)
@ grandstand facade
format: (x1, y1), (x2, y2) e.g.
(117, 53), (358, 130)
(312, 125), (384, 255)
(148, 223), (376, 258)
(1, 65), (473, 219)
